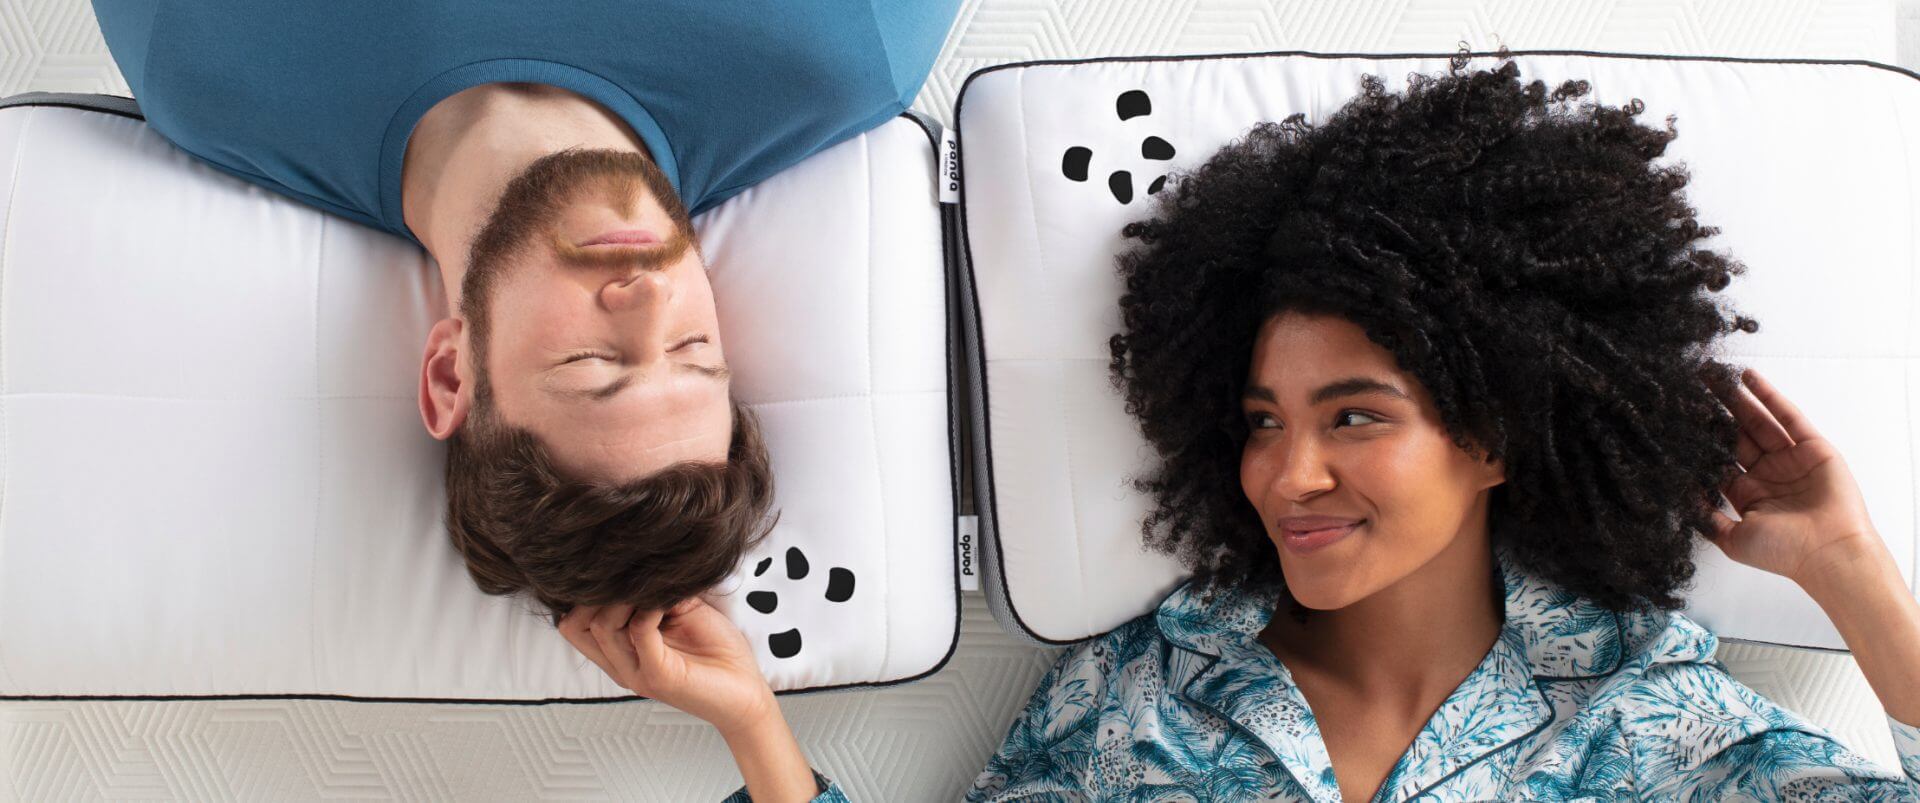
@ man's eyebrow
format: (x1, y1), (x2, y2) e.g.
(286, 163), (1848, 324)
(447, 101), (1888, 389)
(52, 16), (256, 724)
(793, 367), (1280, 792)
(1242, 377), (1410, 404)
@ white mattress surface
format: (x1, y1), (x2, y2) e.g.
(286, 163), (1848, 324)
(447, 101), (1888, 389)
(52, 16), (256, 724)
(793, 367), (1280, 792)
(0, 0), (1908, 798)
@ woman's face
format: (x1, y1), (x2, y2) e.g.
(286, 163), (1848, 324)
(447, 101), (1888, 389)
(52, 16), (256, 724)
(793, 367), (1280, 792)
(1239, 312), (1506, 610)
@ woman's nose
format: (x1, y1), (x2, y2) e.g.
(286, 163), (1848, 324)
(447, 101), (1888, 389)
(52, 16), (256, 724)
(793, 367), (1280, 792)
(1271, 437), (1336, 501)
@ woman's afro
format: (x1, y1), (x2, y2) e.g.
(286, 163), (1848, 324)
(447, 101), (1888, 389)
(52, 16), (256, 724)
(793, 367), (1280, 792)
(1108, 53), (1756, 612)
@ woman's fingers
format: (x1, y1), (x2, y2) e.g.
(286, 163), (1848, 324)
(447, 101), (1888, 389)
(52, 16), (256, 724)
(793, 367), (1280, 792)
(1722, 471), (1769, 512)
(1741, 368), (1822, 445)
(1735, 427), (1762, 471)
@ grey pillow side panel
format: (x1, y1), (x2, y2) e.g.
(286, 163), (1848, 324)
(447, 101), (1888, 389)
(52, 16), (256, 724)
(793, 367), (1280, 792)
(0, 92), (143, 120)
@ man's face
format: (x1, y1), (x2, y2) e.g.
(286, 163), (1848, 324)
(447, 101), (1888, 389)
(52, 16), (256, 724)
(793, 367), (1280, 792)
(462, 150), (732, 482)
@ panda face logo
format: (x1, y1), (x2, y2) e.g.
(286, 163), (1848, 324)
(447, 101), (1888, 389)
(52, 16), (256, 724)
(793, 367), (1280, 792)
(742, 546), (856, 659)
(1060, 89), (1177, 204)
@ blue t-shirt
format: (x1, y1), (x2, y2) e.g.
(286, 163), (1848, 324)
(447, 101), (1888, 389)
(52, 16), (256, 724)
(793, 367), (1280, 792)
(91, 0), (959, 243)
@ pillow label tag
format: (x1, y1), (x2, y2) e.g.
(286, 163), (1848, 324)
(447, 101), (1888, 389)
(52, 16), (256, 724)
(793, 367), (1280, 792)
(957, 514), (980, 591)
(939, 128), (961, 205)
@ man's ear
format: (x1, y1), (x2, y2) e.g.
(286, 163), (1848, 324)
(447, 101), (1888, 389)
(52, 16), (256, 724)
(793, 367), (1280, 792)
(419, 317), (472, 440)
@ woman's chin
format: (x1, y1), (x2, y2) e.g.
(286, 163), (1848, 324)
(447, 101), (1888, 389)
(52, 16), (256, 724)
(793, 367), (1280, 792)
(1276, 562), (1369, 611)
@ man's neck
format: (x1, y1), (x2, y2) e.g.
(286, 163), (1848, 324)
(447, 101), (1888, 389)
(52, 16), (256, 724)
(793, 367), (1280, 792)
(400, 83), (651, 307)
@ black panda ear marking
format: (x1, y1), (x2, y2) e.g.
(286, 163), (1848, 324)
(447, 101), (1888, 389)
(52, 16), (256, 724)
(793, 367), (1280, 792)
(1142, 136), (1175, 161)
(1109, 170), (1134, 204)
(1117, 90), (1152, 121)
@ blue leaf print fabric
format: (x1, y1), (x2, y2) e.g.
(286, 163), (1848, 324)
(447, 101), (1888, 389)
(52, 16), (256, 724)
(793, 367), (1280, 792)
(724, 770), (848, 802)
(968, 550), (1920, 802)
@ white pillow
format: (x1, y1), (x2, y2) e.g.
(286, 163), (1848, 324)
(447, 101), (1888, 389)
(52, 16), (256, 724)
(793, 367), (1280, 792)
(0, 99), (958, 699)
(956, 52), (1920, 650)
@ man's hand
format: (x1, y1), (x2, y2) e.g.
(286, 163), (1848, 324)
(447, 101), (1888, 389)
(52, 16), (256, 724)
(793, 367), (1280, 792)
(559, 598), (776, 736)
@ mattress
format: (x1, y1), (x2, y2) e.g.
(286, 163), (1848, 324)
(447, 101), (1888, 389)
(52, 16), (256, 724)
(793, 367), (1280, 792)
(0, 0), (1908, 799)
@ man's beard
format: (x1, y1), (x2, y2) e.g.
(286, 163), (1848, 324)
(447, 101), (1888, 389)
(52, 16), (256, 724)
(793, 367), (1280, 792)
(458, 148), (695, 405)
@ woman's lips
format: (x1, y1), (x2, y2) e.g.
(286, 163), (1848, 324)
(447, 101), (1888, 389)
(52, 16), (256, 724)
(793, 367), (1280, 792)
(577, 229), (661, 247)
(1278, 520), (1364, 555)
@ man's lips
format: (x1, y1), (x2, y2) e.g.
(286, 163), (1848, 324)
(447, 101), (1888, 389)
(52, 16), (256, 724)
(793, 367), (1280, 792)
(577, 229), (662, 247)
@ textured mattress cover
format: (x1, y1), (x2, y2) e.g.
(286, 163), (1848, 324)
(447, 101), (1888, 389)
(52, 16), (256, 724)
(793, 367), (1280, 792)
(0, 0), (1909, 799)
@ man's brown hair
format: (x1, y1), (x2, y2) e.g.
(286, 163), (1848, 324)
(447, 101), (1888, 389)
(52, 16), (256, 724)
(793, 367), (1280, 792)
(444, 400), (776, 624)
(441, 146), (775, 624)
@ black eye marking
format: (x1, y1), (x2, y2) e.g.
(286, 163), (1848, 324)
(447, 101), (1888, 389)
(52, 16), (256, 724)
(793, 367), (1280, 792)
(785, 547), (808, 580)
(1141, 136), (1175, 161)
(747, 590), (778, 614)
(1147, 176), (1167, 195)
(1117, 90), (1152, 121)
(1109, 170), (1134, 205)
(753, 557), (772, 577)
(1062, 146), (1092, 182)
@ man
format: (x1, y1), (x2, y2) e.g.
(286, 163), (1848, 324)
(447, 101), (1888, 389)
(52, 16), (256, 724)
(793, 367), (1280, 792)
(89, 1), (960, 622)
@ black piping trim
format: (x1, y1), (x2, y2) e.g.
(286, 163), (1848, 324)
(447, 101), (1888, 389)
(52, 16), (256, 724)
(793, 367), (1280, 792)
(0, 109), (963, 704)
(951, 46), (1918, 647)
(0, 91), (144, 120)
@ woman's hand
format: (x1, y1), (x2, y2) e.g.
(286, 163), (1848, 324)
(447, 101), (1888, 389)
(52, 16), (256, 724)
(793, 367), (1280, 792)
(1703, 367), (1891, 586)
(558, 598), (775, 737)
(1706, 367), (1920, 729)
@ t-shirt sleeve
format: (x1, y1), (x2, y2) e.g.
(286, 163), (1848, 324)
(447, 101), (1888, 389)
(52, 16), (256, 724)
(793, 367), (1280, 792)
(90, 0), (159, 100)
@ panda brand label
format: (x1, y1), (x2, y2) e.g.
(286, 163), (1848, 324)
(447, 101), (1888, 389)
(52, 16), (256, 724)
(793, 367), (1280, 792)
(938, 128), (961, 205)
(957, 515), (980, 591)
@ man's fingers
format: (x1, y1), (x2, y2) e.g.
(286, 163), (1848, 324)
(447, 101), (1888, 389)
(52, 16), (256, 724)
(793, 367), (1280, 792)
(558, 607), (617, 679)
(587, 604), (640, 682)
(628, 608), (671, 671)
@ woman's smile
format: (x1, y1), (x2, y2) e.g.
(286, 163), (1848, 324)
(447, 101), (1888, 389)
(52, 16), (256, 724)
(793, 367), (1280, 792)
(1277, 516), (1365, 555)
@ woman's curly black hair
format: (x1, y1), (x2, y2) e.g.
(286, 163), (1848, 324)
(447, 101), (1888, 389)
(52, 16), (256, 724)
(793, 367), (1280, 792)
(1108, 52), (1757, 612)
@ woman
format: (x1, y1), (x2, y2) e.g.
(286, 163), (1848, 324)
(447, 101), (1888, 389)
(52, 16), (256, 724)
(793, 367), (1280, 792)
(557, 55), (1920, 801)
(966, 54), (1920, 800)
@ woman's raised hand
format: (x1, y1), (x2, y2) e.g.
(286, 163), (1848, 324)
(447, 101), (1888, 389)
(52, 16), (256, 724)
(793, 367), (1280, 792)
(1704, 367), (1891, 586)
(559, 597), (777, 737)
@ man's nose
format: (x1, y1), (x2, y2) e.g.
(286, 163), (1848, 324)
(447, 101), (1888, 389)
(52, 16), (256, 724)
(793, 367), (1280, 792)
(598, 268), (672, 313)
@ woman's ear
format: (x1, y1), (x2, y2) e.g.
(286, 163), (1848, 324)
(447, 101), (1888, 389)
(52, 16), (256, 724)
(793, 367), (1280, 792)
(418, 317), (472, 441)
(1480, 453), (1507, 490)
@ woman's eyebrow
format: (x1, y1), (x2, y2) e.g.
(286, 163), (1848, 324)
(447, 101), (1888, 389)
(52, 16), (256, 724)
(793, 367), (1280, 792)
(1242, 377), (1410, 404)
(1311, 377), (1409, 405)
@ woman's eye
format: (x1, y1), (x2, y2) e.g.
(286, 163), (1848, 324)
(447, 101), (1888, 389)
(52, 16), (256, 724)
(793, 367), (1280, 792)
(1336, 410), (1380, 427)
(563, 351), (615, 364)
(1246, 412), (1279, 430)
